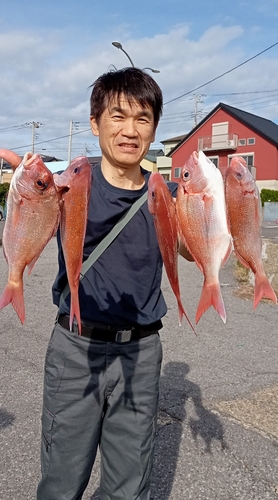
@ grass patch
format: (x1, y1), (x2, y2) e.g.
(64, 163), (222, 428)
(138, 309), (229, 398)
(234, 260), (250, 283)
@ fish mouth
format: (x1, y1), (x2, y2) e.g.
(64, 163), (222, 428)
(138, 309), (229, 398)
(55, 185), (70, 195)
(193, 151), (199, 161)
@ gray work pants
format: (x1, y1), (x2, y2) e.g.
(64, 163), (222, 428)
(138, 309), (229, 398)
(37, 322), (162, 500)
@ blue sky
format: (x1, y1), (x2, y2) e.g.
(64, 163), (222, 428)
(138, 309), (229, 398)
(1, 0), (278, 160)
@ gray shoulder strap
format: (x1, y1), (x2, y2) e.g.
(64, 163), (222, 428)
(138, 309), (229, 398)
(59, 190), (148, 306)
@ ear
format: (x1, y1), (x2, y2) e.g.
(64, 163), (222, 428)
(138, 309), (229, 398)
(90, 116), (99, 136)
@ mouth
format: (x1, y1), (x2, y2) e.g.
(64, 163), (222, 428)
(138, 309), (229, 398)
(118, 143), (138, 152)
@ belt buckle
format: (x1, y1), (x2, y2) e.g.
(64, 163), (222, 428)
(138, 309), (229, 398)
(115, 329), (133, 343)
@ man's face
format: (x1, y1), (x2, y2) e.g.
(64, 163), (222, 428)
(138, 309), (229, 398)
(90, 94), (156, 170)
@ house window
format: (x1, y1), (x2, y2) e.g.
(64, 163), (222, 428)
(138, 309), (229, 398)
(208, 156), (219, 168)
(229, 154), (254, 171)
(174, 167), (182, 178)
(247, 138), (255, 145)
(241, 155), (254, 168)
(238, 139), (246, 146)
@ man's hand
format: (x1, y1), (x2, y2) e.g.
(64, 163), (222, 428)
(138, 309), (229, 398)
(171, 197), (194, 262)
(178, 241), (194, 262)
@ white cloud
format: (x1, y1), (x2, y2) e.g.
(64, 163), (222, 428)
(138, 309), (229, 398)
(0, 23), (277, 158)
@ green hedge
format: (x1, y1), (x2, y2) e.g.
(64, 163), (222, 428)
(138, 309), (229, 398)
(0, 183), (10, 207)
(260, 189), (278, 207)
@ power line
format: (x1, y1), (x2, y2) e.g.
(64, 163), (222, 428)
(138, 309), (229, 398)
(0, 123), (28, 132)
(5, 63), (278, 154)
(210, 89), (278, 96)
(11, 127), (91, 152)
(164, 41), (278, 105)
(159, 93), (278, 124)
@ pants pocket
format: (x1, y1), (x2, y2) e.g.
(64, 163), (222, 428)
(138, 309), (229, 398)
(44, 330), (66, 398)
(40, 406), (55, 475)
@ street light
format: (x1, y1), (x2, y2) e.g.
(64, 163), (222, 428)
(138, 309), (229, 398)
(111, 42), (160, 73)
(142, 67), (160, 74)
(112, 41), (135, 67)
(108, 64), (118, 71)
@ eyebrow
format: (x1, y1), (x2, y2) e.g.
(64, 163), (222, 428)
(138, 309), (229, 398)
(110, 106), (153, 120)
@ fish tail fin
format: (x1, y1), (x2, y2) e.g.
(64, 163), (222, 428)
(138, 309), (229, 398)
(253, 275), (277, 309)
(0, 282), (25, 324)
(70, 293), (82, 335)
(178, 300), (197, 335)
(196, 281), (226, 324)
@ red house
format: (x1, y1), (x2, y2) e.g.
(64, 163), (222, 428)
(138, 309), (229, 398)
(169, 102), (278, 192)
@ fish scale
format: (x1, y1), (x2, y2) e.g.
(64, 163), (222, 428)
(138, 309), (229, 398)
(225, 156), (277, 309)
(0, 151), (61, 324)
(176, 150), (233, 324)
(54, 156), (92, 334)
(148, 172), (196, 333)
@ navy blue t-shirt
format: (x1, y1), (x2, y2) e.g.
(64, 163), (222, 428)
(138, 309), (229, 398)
(52, 164), (177, 328)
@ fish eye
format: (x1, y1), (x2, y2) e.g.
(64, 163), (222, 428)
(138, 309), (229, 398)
(36, 178), (47, 189)
(151, 190), (155, 199)
(183, 170), (190, 179)
(74, 167), (79, 174)
(236, 171), (242, 179)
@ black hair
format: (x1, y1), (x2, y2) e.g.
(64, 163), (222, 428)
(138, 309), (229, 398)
(90, 67), (163, 128)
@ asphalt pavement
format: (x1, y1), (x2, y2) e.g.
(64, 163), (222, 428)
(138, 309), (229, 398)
(0, 232), (278, 500)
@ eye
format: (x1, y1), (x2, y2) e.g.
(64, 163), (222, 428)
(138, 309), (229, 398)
(36, 178), (47, 189)
(74, 167), (79, 174)
(151, 190), (155, 199)
(235, 171), (242, 179)
(182, 170), (190, 180)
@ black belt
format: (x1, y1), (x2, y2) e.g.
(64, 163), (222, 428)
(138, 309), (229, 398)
(57, 314), (162, 343)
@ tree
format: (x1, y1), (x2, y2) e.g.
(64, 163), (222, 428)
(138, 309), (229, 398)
(0, 183), (10, 207)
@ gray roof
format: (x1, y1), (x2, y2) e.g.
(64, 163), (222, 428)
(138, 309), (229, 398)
(160, 133), (187, 144)
(145, 149), (164, 161)
(1, 154), (63, 169)
(41, 155), (63, 162)
(87, 156), (102, 165)
(168, 102), (278, 156)
(220, 103), (278, 146)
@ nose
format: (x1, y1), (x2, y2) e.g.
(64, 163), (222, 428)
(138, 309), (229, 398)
(121, 118), (137, 137)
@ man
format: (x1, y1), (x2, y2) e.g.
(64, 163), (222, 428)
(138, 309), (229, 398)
(37, 67), (192, 500)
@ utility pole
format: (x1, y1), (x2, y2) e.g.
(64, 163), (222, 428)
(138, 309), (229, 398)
(68, 120), (80, 165)
(68, 119), (73, 165)
(190, 94), (205, 128)
(26, 121), (42, 153)
(0, 157), (3, 184)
